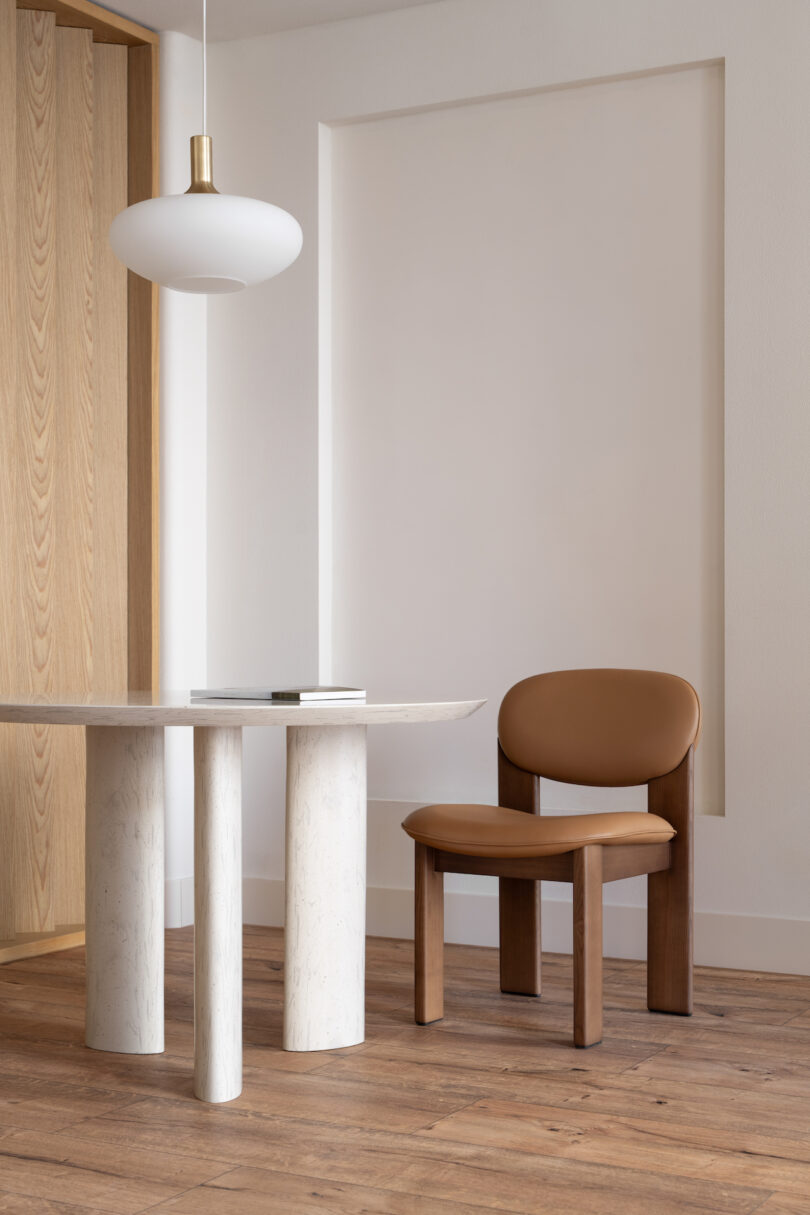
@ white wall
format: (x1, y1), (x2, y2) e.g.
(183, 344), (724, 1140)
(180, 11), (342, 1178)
(160, 32), (207, 926)
(329, 61), (726, 930)
(329, 63), (724, 814)
(204, 0), (810, 972)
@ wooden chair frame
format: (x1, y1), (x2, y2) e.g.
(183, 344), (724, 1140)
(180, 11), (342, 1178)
(414, 743), (694, 1046)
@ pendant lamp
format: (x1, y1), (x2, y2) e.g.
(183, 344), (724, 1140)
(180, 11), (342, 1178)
(109, 0), (302, 293)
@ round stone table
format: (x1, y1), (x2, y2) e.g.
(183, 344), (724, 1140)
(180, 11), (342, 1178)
(0, 693), (484, 1101)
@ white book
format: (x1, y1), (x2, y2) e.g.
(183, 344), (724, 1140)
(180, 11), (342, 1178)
(191, 686), (366, 702)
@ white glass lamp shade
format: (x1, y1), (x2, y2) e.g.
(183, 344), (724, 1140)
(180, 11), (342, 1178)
(109, 192), (303, 293)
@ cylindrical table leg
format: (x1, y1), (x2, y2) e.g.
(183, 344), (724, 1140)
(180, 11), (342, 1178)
(85, 726), (165, 1054)
(193, 726), (242, 1102)
(284, 724), (367, 1052)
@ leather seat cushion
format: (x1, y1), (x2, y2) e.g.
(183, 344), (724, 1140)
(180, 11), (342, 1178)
(402, 803), (675, 858)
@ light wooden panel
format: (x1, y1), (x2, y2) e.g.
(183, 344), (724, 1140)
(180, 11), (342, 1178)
(0, 0), (18, 941)
(15, 7), (57, 933)
(0, 0), (158, 962)
(52, 24), (94, 927)
(92, 41), (128, 694)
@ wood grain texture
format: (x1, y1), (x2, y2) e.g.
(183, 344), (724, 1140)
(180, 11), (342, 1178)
(648, 747), (694, 1014)
(52, 24), (94, 928)
(154, 1167), (503, 1215)
(497, 744), (542, 997)
(0, 0), (18, 941)
(602, 839), (671, 881)
(414, 842), (444, 1024)
(437, 842), (671, 883)
(1, 928), (808, 1214)
(418, 1096), (810, 1203)
(3, 1), (159, 962)
(17, 0), (158, 46)
(754, 1198), (810, 1215)
(91, 42), (128, 696)
(438, 850), (575, 880)
(0, 926), (83, 964)
(15, 7), (57, 933)
(126, 41), (159, 692)
(573, 843), (603, 1047)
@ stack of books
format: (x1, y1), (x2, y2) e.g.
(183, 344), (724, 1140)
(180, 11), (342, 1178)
(190, 686), (366, 702)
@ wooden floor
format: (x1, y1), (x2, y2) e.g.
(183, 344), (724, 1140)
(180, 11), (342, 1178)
(0, 929), (808, 1214)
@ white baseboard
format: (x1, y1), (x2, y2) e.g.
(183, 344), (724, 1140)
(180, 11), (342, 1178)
(164, 876), (810, 976)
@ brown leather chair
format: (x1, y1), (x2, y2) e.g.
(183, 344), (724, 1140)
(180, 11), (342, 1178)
(402, 669), (700, 1047)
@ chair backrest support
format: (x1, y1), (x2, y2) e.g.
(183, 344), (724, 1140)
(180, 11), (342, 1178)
(498, 668), (700, 788)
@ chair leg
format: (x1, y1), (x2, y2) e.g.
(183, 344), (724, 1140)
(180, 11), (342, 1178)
(573, 844), (603, 1048)
(647, 751), (693, 1015)
(414, 843), (444, 1024)
(647, 861), (693, 1015)
(499, 878), (541, 996)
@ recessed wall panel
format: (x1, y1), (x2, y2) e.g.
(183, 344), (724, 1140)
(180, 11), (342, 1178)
(330, 64), (724, 814)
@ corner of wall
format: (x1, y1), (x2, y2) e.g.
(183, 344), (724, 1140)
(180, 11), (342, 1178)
(159, 29), (208, 913)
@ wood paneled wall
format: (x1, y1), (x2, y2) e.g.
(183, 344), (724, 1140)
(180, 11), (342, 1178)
(0, 0), (158, 958)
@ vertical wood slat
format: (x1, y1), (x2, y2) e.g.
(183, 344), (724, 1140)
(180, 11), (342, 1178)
(51, 24), (94, 926)
(0, 0), (18, 940)
(127, 41), (159, 693)
(91, 42), (128, 696)
(15, 8), (56, 932)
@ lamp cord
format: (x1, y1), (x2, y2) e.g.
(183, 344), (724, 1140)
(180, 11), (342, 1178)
(202, 0), (207, 136)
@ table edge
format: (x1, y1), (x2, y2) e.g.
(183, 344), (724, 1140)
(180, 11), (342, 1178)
(0, 699), (486, 727)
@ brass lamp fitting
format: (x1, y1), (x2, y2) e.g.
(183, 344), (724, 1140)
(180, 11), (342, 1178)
(186, 134), (218, 194)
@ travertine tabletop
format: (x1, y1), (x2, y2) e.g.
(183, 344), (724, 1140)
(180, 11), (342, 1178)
(0, 692), (484, 727)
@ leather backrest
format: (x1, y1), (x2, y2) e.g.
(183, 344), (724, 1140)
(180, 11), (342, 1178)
(498, 668), (700, 787)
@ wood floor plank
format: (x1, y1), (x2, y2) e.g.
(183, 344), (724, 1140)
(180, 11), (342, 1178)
(426, 987), (810, 1056)
(753, 1196), (810, 1215)
(147, 1164), (519, 1215)
(313, 1053), (810, 1141)
(628, 1041), (810, 1098)
(683, 965), (810, 991)
(233, 1069), (474, 1133)
(0, 1073), (138, 1133)
(0, 1195), (106, 1215)
(0, 976), (87, 1010)
(418, 1096), (810, 1197)
(321, 1020), (665, 1077)
(0, 1036), (199, 1103)
(59, 1098), (769, 1215)
(0, 1127), (232, 1215)
(0, 930), (808, 1215)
